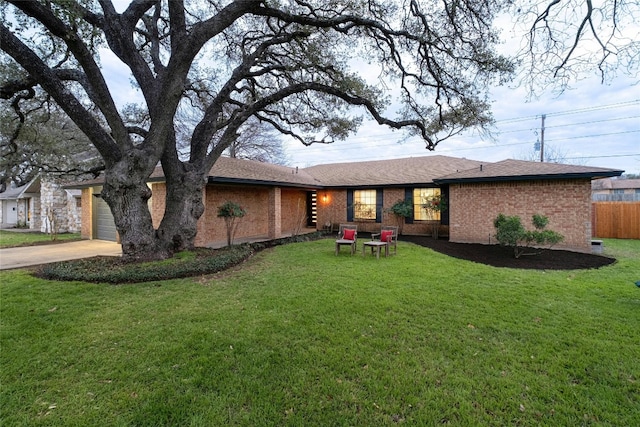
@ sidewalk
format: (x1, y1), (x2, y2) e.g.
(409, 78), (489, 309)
(0, 240), (122, 270)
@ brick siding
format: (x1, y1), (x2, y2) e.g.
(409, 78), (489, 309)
(85, 177), (593, 252)
(146, 183), (311, 247)
(316, 188), (438, 236)
(80, 188), (92, 239)
(448, 179), (592, 252)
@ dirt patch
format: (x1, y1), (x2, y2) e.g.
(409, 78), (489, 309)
(399, 236), (616, 270)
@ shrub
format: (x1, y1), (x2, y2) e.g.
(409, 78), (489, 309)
(34, 231), (326, 284)
(494, 213), (564, 258)
(386, 199), (413, 235)
(217, 201), (247, 246)
(36, 245), (255, 284)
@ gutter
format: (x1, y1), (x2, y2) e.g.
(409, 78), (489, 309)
(433, 171), (623, 185)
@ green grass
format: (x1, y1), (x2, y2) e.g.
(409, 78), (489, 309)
(1, 239), (639, 426)
(0, 230), (81, 248)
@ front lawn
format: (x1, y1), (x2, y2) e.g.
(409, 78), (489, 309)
(1, 239), (638, 425)
(0, 230), (81, 248)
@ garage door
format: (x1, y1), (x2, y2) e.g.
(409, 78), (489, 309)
(94, 194), (117, 241)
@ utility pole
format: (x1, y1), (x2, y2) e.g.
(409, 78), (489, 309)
(540, 114), (546, 162)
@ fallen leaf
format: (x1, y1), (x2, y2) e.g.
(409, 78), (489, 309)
(48, 307), (58, 312)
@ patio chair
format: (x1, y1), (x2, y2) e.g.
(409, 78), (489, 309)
(335, 224), (357, 255)
(371, 225), (398, 256)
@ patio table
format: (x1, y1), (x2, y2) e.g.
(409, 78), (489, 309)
(362, 241), (389, 259)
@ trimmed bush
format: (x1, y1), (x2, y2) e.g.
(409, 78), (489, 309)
(494, 213), (564, 258)
(34, 232), (326, 284)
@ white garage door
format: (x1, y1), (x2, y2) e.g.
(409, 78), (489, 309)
(94, 194), (117, 241)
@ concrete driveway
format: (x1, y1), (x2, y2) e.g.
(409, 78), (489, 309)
(0, 240), (121, 270)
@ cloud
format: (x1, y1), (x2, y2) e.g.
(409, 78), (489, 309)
(285, 71), (639, 174)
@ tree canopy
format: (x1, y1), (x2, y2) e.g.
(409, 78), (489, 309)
(0, 77), (102, 190)
(1, 0), (636, 260)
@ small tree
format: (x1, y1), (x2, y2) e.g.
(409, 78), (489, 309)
(422, 195), (447, 239)
(291, 198), (308, 237)
(386, 199), (413, 235)
(217, 201), (247, 247)
(494, 213), (564, 258)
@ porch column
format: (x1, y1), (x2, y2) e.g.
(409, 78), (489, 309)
(268, 187), (282, 239)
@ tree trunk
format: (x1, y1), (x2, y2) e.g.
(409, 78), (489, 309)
(102, 171), (166, 262)
(156, 169), (206, 253)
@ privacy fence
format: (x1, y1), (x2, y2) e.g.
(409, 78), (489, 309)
(592, 202), (640, 239)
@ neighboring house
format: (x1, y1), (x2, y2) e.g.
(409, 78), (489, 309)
(72, 155), (622, 253)
(0, 181), (35, 229)
(592, 178), (640, 201)
(0, 175), (81, 232)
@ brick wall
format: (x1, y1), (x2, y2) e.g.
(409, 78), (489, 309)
(448, 179), (592, 252)
(316, 188), (438, 236)
(80, 188), (92, 239)
(150, 183), (166, 229)
(280, 188), (308, 234)
(196, 184), (271, 246)
(147, 183), (312, 247)
(84, 182), (307, 245)
(316, 189), (347, 231)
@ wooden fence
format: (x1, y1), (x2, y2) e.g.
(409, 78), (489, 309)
(592, 202), (640, 239)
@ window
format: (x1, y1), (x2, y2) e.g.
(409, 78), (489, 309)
(413, 188), (441, 221)
(353, 189), (377, 220)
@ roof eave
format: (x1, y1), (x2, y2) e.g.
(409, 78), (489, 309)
(434, 170), (624, 185)
(208, 176), (322, 189)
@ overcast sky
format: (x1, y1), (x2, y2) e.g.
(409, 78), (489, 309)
(283, 74), (639, 174)
(99, 4), (640, 175)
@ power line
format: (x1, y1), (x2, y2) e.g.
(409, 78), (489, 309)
(288, 104), (639, 155)
(493, 99), (640, 125)
(564, 153), (640, 160)
(546, 129), (640, 143)
(285, 100), (639, 167)
(543, 115), (640, 130)
(545, 100), (640, 118)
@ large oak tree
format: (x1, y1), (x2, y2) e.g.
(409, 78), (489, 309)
(1, 0), (635, 261)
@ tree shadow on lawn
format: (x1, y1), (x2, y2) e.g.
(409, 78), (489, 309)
(399, 235), (615, 270)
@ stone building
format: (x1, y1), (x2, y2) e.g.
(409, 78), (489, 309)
(0, 175), (81, 233)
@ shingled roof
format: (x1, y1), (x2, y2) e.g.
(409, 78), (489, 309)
(304, 155), (484, 187)
(204, 156), (321, 187)
(68, 156), (623, 189)
(433, 159), (623, 184)
(592, 177), (640, 190)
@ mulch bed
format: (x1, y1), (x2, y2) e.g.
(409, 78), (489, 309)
(399, 235), (616, 270)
